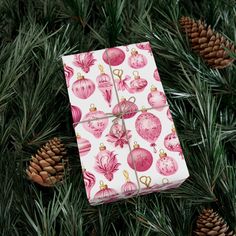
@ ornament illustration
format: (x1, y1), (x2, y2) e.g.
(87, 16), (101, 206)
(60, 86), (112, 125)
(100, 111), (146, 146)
(127, 142), (153, 172)
(82, 104), (108, 138)
(72, 73), (95, 99)
(73, 52), (96, 73)
(136, 42), (152, 53)
(106, 120), (132, 148)
(83, 169), (95, 200)
(96, 65), (113, 107)
(156, 150), (178, 176)
(147, 86), (167, 111)
(71, 105), (82, 124)
(113, 69), (133, 93)
(76, 134), (91, 157)
(103, 48), (125, 66)
(167, 108), (173, 121)
(129, 71), (147, 93)
(139, 176), (152, 188)
(164, 126), (183, 156)
(112, 97), (138, 119)
(63, 64), (74, 87)
(121, 170), (138, 196)
(94, 180), (118, 202)
(153, 68), (160, 81)
(135, 108), (162, 153)
(128, 48), (147, 69)
(94, 143), (120, 181)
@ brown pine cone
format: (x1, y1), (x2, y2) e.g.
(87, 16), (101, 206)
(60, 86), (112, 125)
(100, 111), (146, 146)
(180, 16), (236, 69)
(194, 209), (235, 236)
(26, 137), (67, 187)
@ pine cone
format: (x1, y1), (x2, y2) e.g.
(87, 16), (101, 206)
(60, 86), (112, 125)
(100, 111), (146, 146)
(180, 16), (236, 69)
(194, 209), (235, 236)
(26, 137), (67, 187)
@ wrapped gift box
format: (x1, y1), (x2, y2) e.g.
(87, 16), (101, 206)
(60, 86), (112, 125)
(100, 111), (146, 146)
(62, 42), (189, 205)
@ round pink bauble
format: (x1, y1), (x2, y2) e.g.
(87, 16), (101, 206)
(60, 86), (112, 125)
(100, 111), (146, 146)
(77, 135), (91, 157)
(121, 181), (137, 196)
(156, 150), (178, 176)
(71, 105), (82, 124)
(164, 128), (182, 153)
(94, 181), (118, 202)
(128, 49), (147, 69)
(112, 98), (138, 119)
(147, 86), (167, 111)
(102, 48), (125, 66)
(82, 105), (108, 138)
(64, 64), (74, 87)
(153, 68), (160, 81)
(129, 71), (147, 92)
(127, 143), (153, 172)
(72, 74), (95, 99)
(135, 110), (162, 144)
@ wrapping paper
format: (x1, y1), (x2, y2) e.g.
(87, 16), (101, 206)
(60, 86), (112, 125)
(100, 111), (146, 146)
(62, 42), (189, 205)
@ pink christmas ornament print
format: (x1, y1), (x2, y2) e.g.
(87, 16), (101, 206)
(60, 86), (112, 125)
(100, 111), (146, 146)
(82, 104), (108, 138)
(83, 169), (95, 200)
(73, 52), (96, 73)
(113, 69), (134, 93)
(106, 121), (132, 148)
(147, 86), (167, 111)
(72, 73), (95, 99)
(94, 181), (118, 202)
(167, 108), (173, 121)
(156, 150), (178, 176)
(63, 64), (74, 87)
(94, 143), (120, 181)
(136, 42), (152, 53)
(112, 97), (138, 119)
(127, 142), (153, 172)
(71, 105), (82, 124)
(164, 127), (183, 156)
(153, 68), (160, 81)
(121, 170), (137, 196)
(103, 48), (125, 66)
(96, 65), (113, 107)
(76, 134), (91, 157)
(128, 48), (147, 69)
(135, 109), (162, 153)
(129, 71), (147, 93)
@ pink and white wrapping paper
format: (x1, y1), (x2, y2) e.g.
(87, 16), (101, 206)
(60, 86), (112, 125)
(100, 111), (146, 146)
(62, 42), (189, 205)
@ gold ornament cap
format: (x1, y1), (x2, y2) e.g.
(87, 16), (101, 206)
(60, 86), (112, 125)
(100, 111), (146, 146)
(150, 85), (157, 92)
(133, 141), (140, 149)
(131, 48), (138, 55)
(89, 104), (97, 112)
(99, 180), (108, 190)
(141, 106), (147, 112)
(171, 125), (176, 133)
(77, 73), (84, 80)
(133, 71), (140, 79)
(99, 143), (106, 151)
(98, 64), (105, 74)
(120, 97), (126, 102)
(159, 149), (167, 158)
(123, 170), (130, 182)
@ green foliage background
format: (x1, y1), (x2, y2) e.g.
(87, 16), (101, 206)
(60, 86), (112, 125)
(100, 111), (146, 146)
(0, 0), (235, 235)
